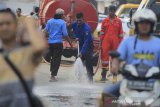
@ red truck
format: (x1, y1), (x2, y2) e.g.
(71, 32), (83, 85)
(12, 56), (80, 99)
(40, 0), (100, 65)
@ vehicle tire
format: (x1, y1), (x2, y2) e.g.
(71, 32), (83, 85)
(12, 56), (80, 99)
(62, 49), (78, 58)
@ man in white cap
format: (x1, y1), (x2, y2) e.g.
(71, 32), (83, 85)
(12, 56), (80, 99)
(56, 8), (65, 15)
(44, 8), (72, 82)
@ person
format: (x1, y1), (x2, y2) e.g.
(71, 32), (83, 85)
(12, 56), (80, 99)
(16, 8), (28, 45)
(100, 5), (123, 81)
(44, 8), (72, 82)
(71, 12), (94, 82)
(33, 6), (39, 19)
(103, 9), (160, 97)
(32, 6), (40, 29)
(16, 8), (26, 26)
(0, 8), (46, 107)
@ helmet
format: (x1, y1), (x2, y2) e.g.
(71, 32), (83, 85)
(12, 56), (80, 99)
(133, 9), (157, 33)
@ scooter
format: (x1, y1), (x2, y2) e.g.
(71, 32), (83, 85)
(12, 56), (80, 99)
(102, 52), (160, 107)
(119, 62), (160, 107)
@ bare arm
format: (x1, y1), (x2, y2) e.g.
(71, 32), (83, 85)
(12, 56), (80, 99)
(24, 17), (47, 65)
(43, 29), (49, 37)
(24, 17), (46, 52)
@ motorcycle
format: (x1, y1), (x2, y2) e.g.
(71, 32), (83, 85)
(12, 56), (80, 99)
(102, 52), (160, 107)
(119, 63), (160, 107)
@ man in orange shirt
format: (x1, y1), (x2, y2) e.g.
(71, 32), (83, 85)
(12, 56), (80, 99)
(100, 5), (123, 81)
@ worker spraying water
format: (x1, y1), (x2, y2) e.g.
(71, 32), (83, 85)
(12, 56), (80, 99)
(71, 12), (94, 82)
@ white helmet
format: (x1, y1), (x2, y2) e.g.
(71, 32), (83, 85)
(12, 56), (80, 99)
(133, 9), (157, 32)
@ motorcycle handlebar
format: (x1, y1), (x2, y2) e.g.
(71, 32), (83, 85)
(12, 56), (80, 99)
(120, 66), (160, 80)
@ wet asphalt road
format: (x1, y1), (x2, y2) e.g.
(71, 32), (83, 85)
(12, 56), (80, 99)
(34, 61), (114, 107)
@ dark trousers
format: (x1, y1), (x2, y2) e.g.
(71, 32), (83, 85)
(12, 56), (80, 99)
(80, 43), (94, 81)
(83, 54), (94, 81)
(49, 43), (63, 76)
(101, 68), (107, 79)
(103, 81), (121, 97)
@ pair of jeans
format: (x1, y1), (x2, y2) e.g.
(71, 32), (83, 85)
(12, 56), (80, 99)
(49, 43), (63, 76)
(103, 81), (121, 97)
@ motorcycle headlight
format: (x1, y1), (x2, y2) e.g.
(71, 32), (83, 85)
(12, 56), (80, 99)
(125, 97), (133, 104)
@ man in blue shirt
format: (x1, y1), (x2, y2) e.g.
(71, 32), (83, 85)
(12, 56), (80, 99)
(44, 8), (72, 82)
(103, 9), (160, 97)
(72, 12), (94, 82)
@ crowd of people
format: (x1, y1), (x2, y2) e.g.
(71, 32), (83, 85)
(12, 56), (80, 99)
(44, 5), (124, 83)
(0, 3), (160, 107)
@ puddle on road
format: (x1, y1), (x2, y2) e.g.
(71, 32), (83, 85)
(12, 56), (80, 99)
(47, 94), (98, 107)
(34, 83), (102, 107)
(35, 57), (103, 107)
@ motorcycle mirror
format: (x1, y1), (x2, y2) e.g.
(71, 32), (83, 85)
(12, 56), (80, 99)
(129, 9), (133, 17)
(129, 8), (137, 24)
(129, 9), (133, 24)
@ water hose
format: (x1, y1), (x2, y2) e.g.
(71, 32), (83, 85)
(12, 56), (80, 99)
(93, 49), (101, 75)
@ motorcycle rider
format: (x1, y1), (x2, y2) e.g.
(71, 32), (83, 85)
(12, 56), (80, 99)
(103, 9), (160, 97)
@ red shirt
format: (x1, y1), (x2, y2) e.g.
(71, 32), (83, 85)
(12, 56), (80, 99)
(100, 16), (123, 40)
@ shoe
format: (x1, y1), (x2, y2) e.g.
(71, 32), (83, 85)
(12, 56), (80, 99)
(101, 69), (107, 81)
(49, 76), (57, 82)
(100, 78), (107, 82)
